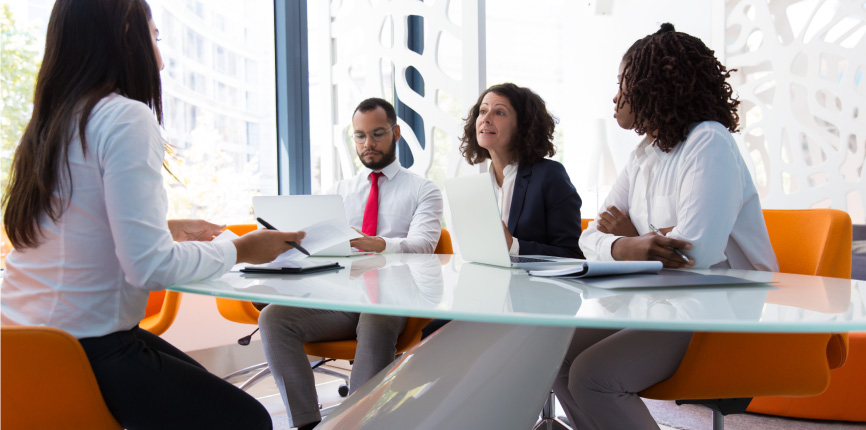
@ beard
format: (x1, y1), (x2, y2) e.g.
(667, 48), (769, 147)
(358, 135), (398, 170)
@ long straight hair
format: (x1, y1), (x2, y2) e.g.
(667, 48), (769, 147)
(2, 0), (163, 248)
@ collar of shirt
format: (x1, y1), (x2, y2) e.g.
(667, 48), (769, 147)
(488, 162), (519, 189)
(360, 158), (401, 182)
(637, 136), (671, 164)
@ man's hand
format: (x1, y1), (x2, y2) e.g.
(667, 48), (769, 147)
(610, 232), (695, 268)
(233, 230), (306, 264)
(502, 221), (514, 249)
(350, 228), (387, 253)
(596, 206), (639, 237)
(168, 219), (226, 242)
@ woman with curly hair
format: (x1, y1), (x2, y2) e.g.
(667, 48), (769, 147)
(421, 83), (583, 339)
(553, 24), (778, 428)
(460, 83), (583, 258)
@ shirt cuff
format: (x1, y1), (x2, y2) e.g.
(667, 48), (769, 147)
(215, 239), (238, 274)
(509, 238), (521, 256)
(600, 235), (621, 261)
(381, 237), (399, 254)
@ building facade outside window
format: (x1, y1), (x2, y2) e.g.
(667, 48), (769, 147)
(1, 0), (278, 268)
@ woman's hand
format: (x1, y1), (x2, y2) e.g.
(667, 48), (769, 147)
(596, 206), (639, 237)
(168, 219), (226, 242)
(350, 228), (386, 253)
(502, 221), (514, 249)
(232, 230), (306, 264)
(610, 233), (695, 268)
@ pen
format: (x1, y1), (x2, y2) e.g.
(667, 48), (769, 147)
(255, 217), (310, 256)
(648, 223), (690, 263)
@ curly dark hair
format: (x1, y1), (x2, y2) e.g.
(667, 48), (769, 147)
(459, 83), (557, 165)
(620, 23), (740, 152)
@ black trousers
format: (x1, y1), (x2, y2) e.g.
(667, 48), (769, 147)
(79, 326), (272, 430)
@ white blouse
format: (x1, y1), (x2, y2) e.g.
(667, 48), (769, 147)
(2, 94), (236, 338)
(579, 121), (778, 271)
(489, 162), (520, 255)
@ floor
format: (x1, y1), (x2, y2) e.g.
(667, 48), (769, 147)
(187, 341), (725, 430)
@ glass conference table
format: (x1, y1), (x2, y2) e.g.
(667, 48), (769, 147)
(168, 254), (866, 430)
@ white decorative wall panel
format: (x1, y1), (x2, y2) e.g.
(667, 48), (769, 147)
(726, 0), (866, 223)
(316, 0), (485, 192)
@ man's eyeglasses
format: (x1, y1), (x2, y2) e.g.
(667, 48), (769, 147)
(353, 124), (396, 144)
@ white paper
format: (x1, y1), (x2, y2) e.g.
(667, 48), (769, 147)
(271, 218), (360, 263)
(213, 229), (239, 242)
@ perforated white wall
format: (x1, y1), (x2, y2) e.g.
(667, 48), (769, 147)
(311, 0), (485, 193)
(726, 0), (866, 223)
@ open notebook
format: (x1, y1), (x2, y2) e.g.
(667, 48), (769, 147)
(528, 260), (663, 278)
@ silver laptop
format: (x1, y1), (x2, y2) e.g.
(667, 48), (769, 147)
(444, 173), (582, 270)
(252, 195), (368, 257)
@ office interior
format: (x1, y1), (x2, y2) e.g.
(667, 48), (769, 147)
(1, 0), (864, 429)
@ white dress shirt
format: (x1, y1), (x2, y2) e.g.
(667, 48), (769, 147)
(489, 162), (521, 255)
(329, 159), (443, 254)
(1, 94), (237, 338)
(579, 121), (779, 271)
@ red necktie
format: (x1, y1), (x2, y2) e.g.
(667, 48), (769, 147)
(361, 172), (384, 236)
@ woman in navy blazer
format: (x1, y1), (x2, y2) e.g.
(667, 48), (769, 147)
(422, 83), (583, 338)
(505, 159), (584, 257)
(460, 83), (583, 258)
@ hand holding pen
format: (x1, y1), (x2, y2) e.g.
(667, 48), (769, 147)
(256, 217), (310, 256)
(649, 223), (691, 264)
(610, 224), (694, 268)
(231, 226), (306, 264)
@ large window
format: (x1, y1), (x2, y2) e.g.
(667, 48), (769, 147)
(151, 0), (277, 222)
(1, 0), (278, 267)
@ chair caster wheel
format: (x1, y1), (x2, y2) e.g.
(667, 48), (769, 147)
(338, 384), (349, 397)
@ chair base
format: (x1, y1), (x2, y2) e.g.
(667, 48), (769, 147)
(222, 362), (272, 391)
(533, 417), (572, 430)
(675, 398), (752, 430)
(310, 357), (350, 396)
(534, 390), (573, 430)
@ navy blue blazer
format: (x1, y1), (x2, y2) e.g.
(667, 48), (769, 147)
(507, 159), (584, 258)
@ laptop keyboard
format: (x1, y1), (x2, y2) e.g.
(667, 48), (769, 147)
(510, 256), (555, 263)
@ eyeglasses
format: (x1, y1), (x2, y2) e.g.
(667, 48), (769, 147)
(353, 124), (396, 144)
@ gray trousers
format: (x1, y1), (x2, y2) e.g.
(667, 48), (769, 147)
(258, 306), (407, 428)
(552, 328), (693, 430)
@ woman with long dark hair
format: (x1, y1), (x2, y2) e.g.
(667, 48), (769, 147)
(554, 24), (779, 428)
(1, 1), (300, 428)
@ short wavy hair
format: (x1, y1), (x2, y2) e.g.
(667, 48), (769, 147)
(620, 23), (740, 152)
(459, 83), (557, 165)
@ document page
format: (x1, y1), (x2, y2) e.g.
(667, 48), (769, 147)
(528, 260), (663, 278)
(271, 218), (359, 263)
(213, 229), (239, 242)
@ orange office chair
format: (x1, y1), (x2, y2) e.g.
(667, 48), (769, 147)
(139, 290), (183, 336)
(215, 224), (448, 392)
(1, 325), (122, 430)
(639, 209), (854, 428)
(745, 210), (865, 422)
